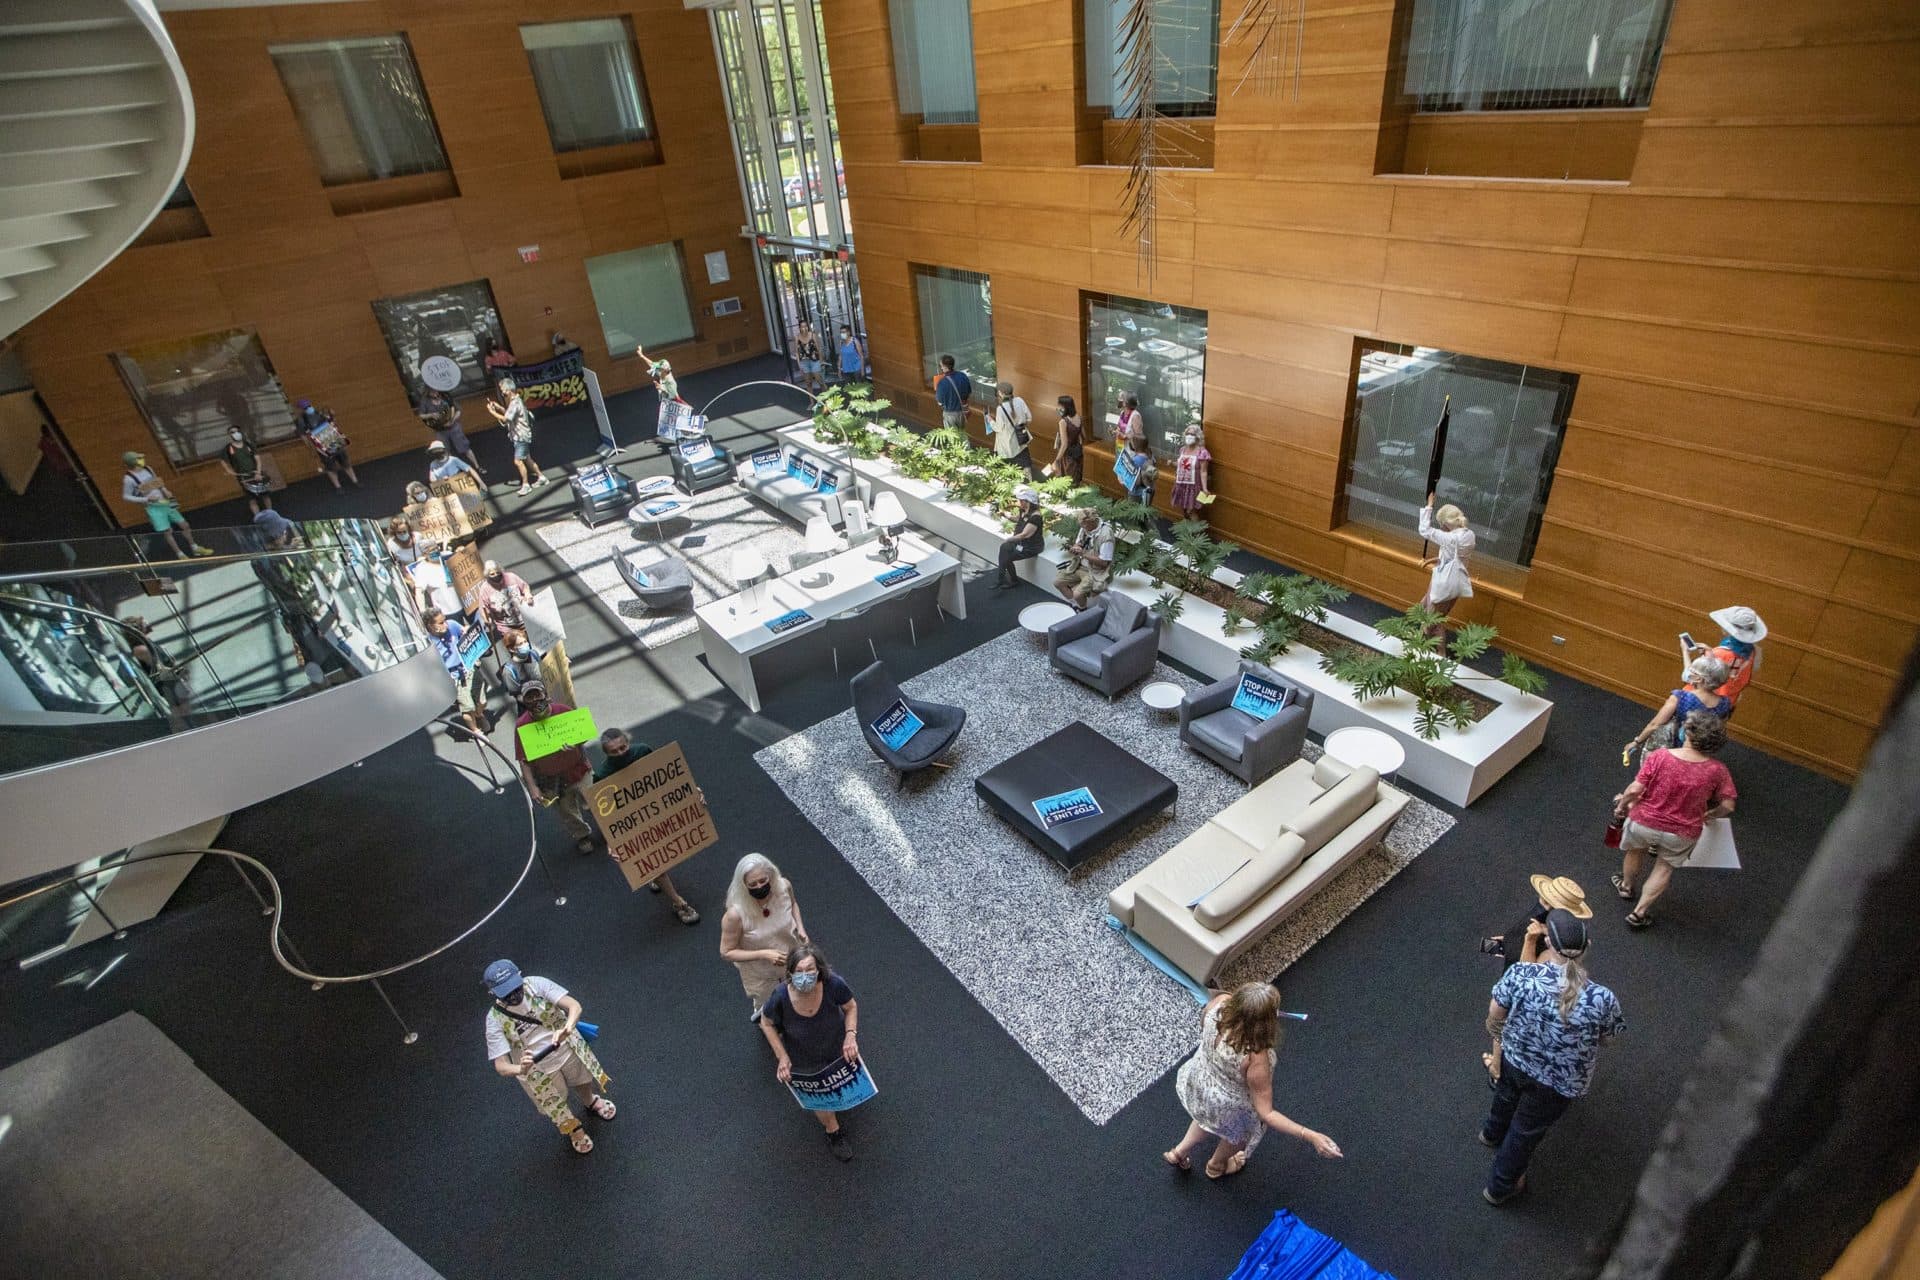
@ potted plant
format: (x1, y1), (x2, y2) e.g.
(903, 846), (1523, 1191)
(1319, 607), (1547, 740)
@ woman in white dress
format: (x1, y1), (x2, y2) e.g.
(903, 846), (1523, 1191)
(1417, 491), (1474, 640)
(718, 853), (809, 1020)
(1164, 983), (1343, 1178)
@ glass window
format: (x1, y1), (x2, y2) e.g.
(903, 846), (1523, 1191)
(912, 266), (994, 403)
(111, 330), (299, 467)
(1085, 0), (1219, 116)
(370, 280), (508, 402)
(1341, 342), (1576, 570)
(889, 0), (977, 125)
(584, 243), (697, 356)
(270, 35), (449, 185)
(520, 18), (654, 153)
(1084, 293), (1207, 450)
(1402, 0), (1675, 112)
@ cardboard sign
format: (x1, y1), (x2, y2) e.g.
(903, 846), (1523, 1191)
(588, 741), (718, 891)
(1033, 787), (1101, 828)
(430, 471), (493, 534)
(679, 436), (716, 465)
(766, 609), (813, 635)
(787, 1055), (878, 1113)
(447, 545), (485, 613)
(751, 446), (783, 477)
(521, 586), (567, 655)
(870, 699), (924, 751)
(516, 706), (597, 760)
(403, 493), (479, 549)
(874, 564), (920, 588)
(1231, 673), (1291, 721)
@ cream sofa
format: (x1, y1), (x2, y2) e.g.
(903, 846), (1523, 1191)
(1107, 754), (1409, 986)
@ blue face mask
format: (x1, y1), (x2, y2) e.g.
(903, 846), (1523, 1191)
(790, 971), (819, 994)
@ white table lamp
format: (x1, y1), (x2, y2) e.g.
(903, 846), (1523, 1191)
(869, 491), (907, 530)
(732, 547), (769, 615)
(805, 515), (839, 554)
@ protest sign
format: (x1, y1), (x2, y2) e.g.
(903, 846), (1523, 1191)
(1230, 673), (1291, 721)
(516, 706), (597, 760)
(457, 623), (491, 674)
(787, 1056), (878, 1113)
(1113, 450), (1139, 491)
(1032, 787), (1102, 829)
(870, 699), (924, 752)
(502, 351), (587, 410)
(588, 741), (718, 891)
(521, 586), (567, 654)
(430, 470), (493, 534)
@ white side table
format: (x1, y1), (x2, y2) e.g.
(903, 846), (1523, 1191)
(1324, 726), (1407, 783)
(628, 494), (695, 539)
(1018, 601), (1075, 638)
(1140, 681), (1184, 714)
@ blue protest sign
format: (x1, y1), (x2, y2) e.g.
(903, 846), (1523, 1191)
(641, 498), (681, 518)
(1230, 673), (1291, 721)
(815, 467), (839, 493)
(1033, 787), (1102, 828)
(874, 564), (920, 588)
(457, 624), (491, 674)
(787, 1056), (878, 1113)
(1113, 450), (1139, 490)
(766, 609), (813, 635)
(870, 699), (924, 751)
(679, 436), (716, 464)
(751, 446), (783, 477)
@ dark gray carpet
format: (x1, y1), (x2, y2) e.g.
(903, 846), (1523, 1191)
(0, 356), (1861, 1280)
(0, 1012), (440, 1280)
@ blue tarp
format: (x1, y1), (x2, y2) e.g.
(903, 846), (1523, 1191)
(1227, 1211), (1397, 1280)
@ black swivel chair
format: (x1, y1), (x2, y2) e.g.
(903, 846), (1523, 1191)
(850, 661), (965, 788)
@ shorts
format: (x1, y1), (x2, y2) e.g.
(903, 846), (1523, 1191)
(512, 437), (533, 461)
(240, 476), (272, 497)
(146, 503), (185, 532)
(1621, 818), (1697, 867)
(799, 359), (822, 375)
(435, 423), (472, 455)
(316, 448), (349, 469)
(452, 667), (484, 714)
(1058, 565), (1109, 598)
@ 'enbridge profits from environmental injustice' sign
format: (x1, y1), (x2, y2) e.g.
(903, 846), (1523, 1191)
(589, 741), (718, 891)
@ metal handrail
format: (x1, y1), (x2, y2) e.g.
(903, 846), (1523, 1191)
(0, 539), (330, 586)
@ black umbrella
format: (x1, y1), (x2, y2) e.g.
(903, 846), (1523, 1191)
(1420, 393), (1449, 557)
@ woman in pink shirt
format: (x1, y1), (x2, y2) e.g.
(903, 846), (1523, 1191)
(1611, 710), (1737, 929)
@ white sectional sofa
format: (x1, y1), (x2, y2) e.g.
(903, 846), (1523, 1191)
(736, 440), (855, 526)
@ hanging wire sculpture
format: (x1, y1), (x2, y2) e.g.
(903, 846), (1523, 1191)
(1225, 0), (1308, 99)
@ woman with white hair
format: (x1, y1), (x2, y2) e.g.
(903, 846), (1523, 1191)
(1625, 654), (1732, 759)
(718, 853), (809, 1019)
(1417, 490), (1474, 640)
(993, 486), (1046, 589)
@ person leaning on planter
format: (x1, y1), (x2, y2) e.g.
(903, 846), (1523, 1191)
(1053, 508), (1115, 608)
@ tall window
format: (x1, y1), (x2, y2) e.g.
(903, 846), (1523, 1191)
(1340, 342), (1576, 571)
(112, 330), (298, 467)
(1402, 0), (1675, 112)
(1084, 293), (1207, 449)
(371, 281), (508, 402)
(585, 243), (697, 356)
(270, 36), (450, 185)
(520, 18), (655, 153)
(1085, 0), (1220, 117)
(889, 0), (978, 125)
(912, 266), (993, 404)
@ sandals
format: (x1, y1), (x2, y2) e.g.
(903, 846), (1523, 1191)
(1611, 874), (1635, 900)
(672, 900), (701, 925)
(1204, 1150), (1249, 1180)
(1162, 1150), (1192, 1172)
(589, 1095), (616, 1120)
(1626, 912), (1653, 929)
(568, 1127), (594, 1154)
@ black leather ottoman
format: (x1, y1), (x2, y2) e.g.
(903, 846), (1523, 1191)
(974, 720), (1177, 871)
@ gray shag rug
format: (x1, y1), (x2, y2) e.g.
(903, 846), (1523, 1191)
(535, 484), (809, 649)
(753, 629), (1457, 1124)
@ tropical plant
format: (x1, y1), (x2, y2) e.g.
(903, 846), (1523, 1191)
(1149, 589), (1185, 624)
(810, 384), (890, 449)
(1318, 607), (1545, 740)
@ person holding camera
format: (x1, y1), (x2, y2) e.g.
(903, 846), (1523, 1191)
(483, 960), (614, 1155)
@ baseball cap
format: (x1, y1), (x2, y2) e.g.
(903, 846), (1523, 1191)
(1015, 485), (1041, 504)
(483, 959), (522, 997)
(517, 681), (548, 705)
(426, 441), (447, 455)
(1544, 909), (1589, 958)
(122, 450), (143, 467)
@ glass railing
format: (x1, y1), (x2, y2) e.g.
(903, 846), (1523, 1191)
(0, 518), (425, 777)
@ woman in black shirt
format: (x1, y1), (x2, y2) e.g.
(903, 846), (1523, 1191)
(760, 943), (861, 1160)
(995, 486), (1046, 590)
(1051, 395), (1084, 484)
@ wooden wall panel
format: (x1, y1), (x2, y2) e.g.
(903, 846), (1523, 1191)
(16, 0), (766, 516)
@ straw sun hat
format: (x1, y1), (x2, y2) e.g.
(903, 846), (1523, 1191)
(1529, 874), (1592, 919)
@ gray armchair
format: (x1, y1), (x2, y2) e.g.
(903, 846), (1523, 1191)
(1179, 660), (1313, 785)
(617, 552), (693, 612)
(1047, 594), (1159, 701)
(851, 661), (965, 788)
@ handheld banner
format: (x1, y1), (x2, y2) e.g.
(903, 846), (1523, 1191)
(1113, 450), (1139, 491)
(516, 706), (597, 760)
(457, 623), (491, 674)
(870, 699), (924, 752)
(588, 741), (718, 891)
(787, 1056), (878, 1113)
(1230, 673), (1291, 721)
(502, 352), (587, 410)
(520, 586), (567, 655)
(429, 471), (494, 533)
(1033, 787), (1102, 829)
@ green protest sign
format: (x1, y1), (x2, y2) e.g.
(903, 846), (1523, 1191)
(516, 706), (597, 759)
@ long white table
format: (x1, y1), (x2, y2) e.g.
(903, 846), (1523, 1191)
(695, 532), (966, 713)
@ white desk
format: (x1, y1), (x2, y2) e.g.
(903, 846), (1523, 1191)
(695, 532), (965, 713)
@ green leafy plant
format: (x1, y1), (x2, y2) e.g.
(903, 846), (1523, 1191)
(1317, 606), (1544, 740)
(1149, 589), (1185, 624)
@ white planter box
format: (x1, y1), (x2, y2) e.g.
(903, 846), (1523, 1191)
(778, 425), (1553, 806)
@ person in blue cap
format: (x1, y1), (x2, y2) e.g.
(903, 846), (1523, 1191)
(483, 960), (614, 1154)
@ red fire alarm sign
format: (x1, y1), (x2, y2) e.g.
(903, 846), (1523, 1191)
(517, 244), (540, 263)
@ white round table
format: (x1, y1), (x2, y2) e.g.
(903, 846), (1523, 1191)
(1018, 601), (1075, 637)
(1323, 726), (1406, 782)
(627, 493), (695, 539)
(1140, 681), (1184, 713)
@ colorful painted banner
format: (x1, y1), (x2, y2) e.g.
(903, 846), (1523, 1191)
(787, 1056), (878, 1113)
(501, 351), (587, 410)
(516, 706), (597, 760)
(588, 741), (718, 891)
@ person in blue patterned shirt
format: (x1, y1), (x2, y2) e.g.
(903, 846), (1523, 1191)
(1479, 909), (1624, 1205)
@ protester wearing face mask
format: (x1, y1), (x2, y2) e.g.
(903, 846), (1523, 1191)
(513, 682), (596, 853)
(426, 440), (478, 484)
(499, 641), (544, 700)
(1171, 422), (1212, 520)
(759, 943), (861, 1161)
(424, 607), (490, 738)
(475, 559), (535, 650)
(483, 959), (614, 1155)
(719, 853), (809, 1020)
(120, 450), (212, 559)
(219, 427), (274, 516)
(594, 728), (700, 925)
